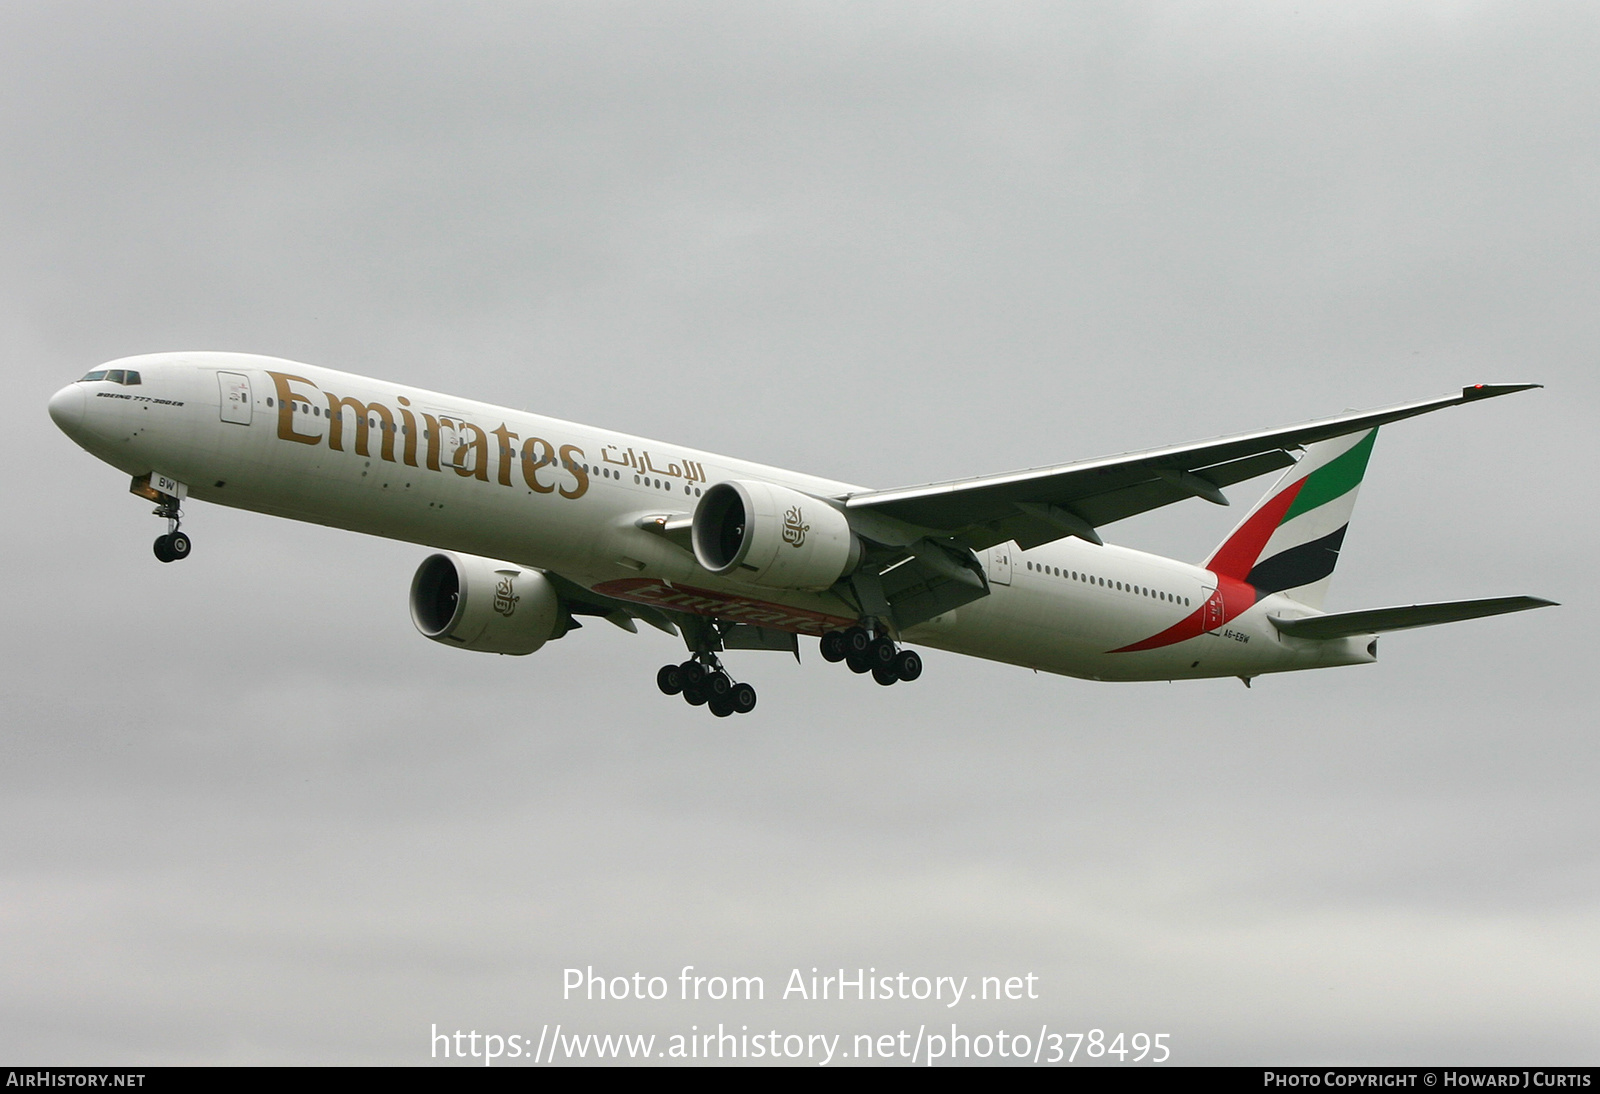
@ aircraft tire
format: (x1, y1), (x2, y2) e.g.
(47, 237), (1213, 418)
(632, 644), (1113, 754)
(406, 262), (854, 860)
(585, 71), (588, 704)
(168, 531), (191, 560)
(843, 626), (871, 658)
(894, 650), (923, 682)
(680, 660), (706, 687)
(868, 636), (897, 668)
(682, 685), (708, 706)
(846, 654), (872, 674)
(705, 670), (732, 698)
(872, 665), (898, 686)
(731, 683), (757, 714)
(709, 698), (735, 718)
(820, 631), (846, 662)
(153, 535), (174, 563)
(657, 664), (684, 695)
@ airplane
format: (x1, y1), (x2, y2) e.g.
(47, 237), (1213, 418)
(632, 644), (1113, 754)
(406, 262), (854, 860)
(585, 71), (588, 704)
(47, 353), (1555, 716)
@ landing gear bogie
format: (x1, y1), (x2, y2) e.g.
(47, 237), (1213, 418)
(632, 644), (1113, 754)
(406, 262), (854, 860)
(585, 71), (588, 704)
(659, 653), (757, 718)
(822, 627), (925, 688)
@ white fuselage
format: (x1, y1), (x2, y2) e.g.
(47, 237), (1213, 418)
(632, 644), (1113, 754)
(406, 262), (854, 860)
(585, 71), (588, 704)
(49, 353), (1374, 682)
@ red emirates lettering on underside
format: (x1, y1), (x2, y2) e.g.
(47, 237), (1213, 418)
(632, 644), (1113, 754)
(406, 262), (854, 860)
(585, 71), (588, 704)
(590, 579), (854, 636)
(1111, 574), (1258, 653)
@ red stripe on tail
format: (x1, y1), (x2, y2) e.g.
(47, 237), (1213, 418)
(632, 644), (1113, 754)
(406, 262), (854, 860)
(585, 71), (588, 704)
(1206, 479), (1303, 581)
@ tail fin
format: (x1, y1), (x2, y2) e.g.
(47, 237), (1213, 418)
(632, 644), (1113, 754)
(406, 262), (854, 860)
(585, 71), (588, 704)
(1202, 428), (1378, 609)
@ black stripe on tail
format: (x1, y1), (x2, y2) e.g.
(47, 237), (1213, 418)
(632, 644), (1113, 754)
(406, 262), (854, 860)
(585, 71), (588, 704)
(1246, 525), (1348, 597)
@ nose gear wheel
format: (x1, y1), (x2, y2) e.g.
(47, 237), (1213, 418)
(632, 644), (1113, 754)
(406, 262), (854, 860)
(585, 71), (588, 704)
(150, 494), (193, 563)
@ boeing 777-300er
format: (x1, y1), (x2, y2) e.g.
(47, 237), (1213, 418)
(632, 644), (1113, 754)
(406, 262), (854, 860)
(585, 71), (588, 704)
(48, 354), (1555, 716)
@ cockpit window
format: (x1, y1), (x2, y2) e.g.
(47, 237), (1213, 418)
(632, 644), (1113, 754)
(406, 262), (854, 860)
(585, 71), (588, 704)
(77, 369), (142, 385)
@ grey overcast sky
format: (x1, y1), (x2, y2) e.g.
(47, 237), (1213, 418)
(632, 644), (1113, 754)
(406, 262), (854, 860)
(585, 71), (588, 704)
(4, 0), (1595, 1065)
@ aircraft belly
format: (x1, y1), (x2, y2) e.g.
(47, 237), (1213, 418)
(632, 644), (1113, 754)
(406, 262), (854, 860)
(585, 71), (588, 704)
(906, 583), (1142, 680)
(905, 556), (1308, 682)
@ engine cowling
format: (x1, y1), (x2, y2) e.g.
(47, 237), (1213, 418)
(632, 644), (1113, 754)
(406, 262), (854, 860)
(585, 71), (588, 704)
(409, 552), (564, 655)
(691, 480), (861, 591)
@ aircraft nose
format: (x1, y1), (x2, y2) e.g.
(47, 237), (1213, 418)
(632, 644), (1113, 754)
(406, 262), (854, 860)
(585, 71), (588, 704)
(47, 382), (85, 434)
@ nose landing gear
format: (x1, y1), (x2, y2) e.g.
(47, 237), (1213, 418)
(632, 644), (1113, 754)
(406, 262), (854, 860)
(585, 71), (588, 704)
(133, 474), (193, 563)
(151, 497), (192, 563)
(821, 624), (922, 686)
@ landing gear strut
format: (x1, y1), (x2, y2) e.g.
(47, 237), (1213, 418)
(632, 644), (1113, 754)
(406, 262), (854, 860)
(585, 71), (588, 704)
(820, 623), (922, 686)
(656, 652), (758, 718)
(151, 495), (192, 563)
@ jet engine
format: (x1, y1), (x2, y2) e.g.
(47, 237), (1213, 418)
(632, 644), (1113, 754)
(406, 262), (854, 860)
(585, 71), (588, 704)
(409, 552), (564, 654)
(691, 480), (861, 591)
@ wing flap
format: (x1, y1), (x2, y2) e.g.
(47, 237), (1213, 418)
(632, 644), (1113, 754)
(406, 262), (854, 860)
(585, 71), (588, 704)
(542, 571), (681, 635)
(1270, 596), (1556, 640)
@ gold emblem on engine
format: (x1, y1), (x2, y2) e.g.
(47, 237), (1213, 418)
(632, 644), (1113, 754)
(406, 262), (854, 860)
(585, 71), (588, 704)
(782, 505), (809, 548)
(493, 574), (520, 616)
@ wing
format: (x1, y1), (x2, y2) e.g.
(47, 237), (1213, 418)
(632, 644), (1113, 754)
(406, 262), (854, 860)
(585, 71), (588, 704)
(842, 384), (1540, 551)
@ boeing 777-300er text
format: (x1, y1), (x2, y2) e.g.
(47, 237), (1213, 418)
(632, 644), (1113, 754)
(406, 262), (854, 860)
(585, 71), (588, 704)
(49, 354), (1555, 716)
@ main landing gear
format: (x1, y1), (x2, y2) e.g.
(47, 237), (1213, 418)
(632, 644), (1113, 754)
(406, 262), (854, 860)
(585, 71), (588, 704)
(656, 655), (759, 718)
(819, 624), (922, 686)
(151, 496), (192, 564)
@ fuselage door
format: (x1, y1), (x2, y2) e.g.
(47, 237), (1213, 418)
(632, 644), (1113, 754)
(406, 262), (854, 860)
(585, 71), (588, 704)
(1201, 584), (1224, 632)
(218, 372), (252, 425)
(986, 543), (1014, 586)
(428, 412), (474, 474)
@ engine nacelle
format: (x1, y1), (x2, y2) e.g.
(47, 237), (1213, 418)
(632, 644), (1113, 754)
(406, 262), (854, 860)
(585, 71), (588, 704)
(409, 552), (564, 655)
(692, 480), (861, 591)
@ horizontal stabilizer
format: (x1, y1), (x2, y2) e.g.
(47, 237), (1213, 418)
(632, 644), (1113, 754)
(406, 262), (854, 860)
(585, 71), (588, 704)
(1270, 596), (1557, 640)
